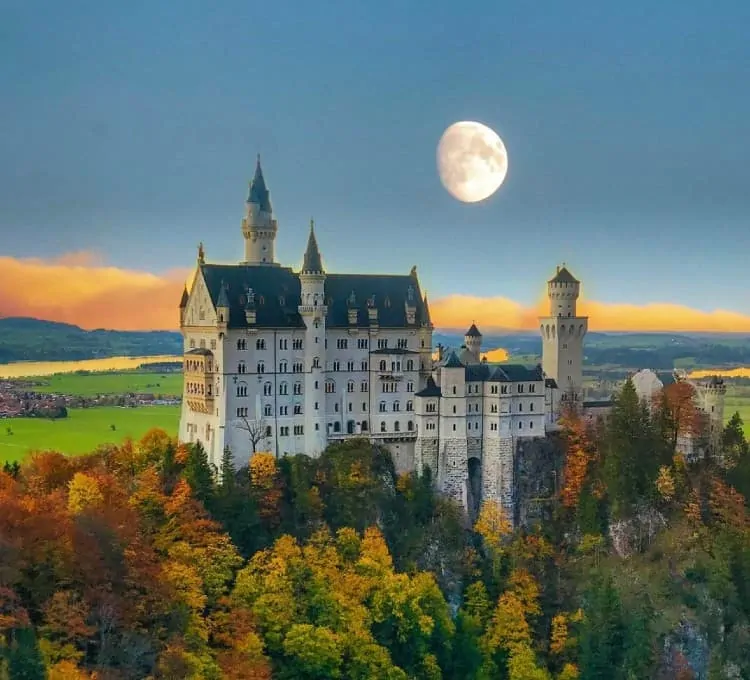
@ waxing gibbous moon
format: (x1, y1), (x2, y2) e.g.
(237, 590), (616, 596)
(437, 121), (508, 203)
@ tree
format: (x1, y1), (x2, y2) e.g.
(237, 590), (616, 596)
(7, 628), (46, 680)
(235, 417), (269, 455)
(67, 472), (104, 514)
(183, 441), (215, 507)
(656, 382), (705, 455)
(560, 413), (593, 509)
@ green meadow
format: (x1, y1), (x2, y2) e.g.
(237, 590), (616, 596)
(0, 405), (180, 463)
(29, 371), (183, 397)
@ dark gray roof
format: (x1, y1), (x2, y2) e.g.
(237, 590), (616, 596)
(584, 400), (614, 409)
(247, 157), (272, 213)
(442, 351), (464, 368)
(216, 282), (230, 308)
(179, 286), (189, 309)
(549, 266), (579, 284)
(197, 264), (430, 329)
(415, 376), (442, 397)
(423, 294), (432, 327)
(302, 223), (324, 274)
(465, 323), (482, 337)
(186, 348), (213, 356)
(545, 378), (558, 389)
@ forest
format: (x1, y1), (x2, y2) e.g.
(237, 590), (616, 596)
(2, 378), (750, 679)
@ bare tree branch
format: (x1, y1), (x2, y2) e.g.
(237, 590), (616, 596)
(235, 416), (269, 454)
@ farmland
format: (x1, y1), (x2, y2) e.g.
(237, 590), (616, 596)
(29, 370), (183, 397)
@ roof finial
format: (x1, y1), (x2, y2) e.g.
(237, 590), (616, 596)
(197, 241), (205, 264)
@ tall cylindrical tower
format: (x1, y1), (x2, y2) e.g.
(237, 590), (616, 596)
(242, 156), (279, 265)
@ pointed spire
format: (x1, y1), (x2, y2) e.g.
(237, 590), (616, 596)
(246, 155), (272, 213)
(422, 292), (432, 325)
(179, 285), (189, 309)
(302, 218), (324, 274)
(216, 281), (230, 309)
(466, 323), (482, 338)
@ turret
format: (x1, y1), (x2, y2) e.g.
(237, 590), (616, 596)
(179, 285), (189, 327)
(241, 156), (279, 265)
(298, 220), (327, 456)
(547, 264), (580, 318)
(216, 281), (230, 330)
(464, 323), (482, 363)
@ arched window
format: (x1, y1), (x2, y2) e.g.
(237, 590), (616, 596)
(407, 420), (414, 431)
(394, 421), (400, 432)
(238, 361), (246, 374)
(237, 338), (246, 350)
(313, 357), (320, 368)
(407, 381), (414, 393)
(361, 420), (369, 432)
(380, 421), (386, 432)
(294, 382), (302, 395)
(256, 338), (266, 350)
(393, 400), (400, 411)
(347, 380), (355, 393)
(325, 380), (335, 394)
(236, 382), (247, 397)
(264, 404), (272, 416)
(263, 381), (272, 396)
(279, 361), (288, 373)
(379, 360), (387, 371)
(379, 401), (387, 412)
(406, 400), (413, 411)
(406, 359), (414, 371)
(333, 422), (341, 433)
(279, 382), (288, 395)
(256, 362), (264, 374)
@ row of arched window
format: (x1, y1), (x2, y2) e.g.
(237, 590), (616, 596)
(377, 359), (415, 371)
(378, 400), (413, 412)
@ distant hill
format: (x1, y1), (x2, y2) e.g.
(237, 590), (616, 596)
(0, 317), (182, 364)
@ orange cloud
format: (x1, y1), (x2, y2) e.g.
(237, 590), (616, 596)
(0, 252), (748, 334)
(0, 253), (189, 331)
(430, 295), (750, 333)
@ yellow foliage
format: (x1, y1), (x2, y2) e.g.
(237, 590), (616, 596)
(474, 500), (512, 553)
(484, 592), (531, 653)
(509, 569), (541, 618)
(656, 465), (676, 501)
(549, 614), (568, 655)
(48, 661), (92, 680)
(558, 662), (580, 680)
(358, 527), (393, 573)
(507, 643), (552, 680)
(250, 453), (278, 490)
(67, 473), (103, 514)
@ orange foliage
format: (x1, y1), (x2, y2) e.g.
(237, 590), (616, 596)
(560, 413), (593, 509)
(249, 453), (283, 523)
(658, 382), (705, 441)
(709, 478), (748, 531)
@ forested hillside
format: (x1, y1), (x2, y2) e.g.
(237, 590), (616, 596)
(2, 379), (750, 678)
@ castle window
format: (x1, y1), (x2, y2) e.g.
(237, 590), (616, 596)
(426, 402), (436, 413)
(294, 405), (302, 415)
(325, 339), (328, 349)
(377, 339), (388, 349)
(407, 420), (414, 431)
(530, 403), (534, 412)
(397, 339), (408, 349)
(529, 384), (536, 393)
(519, 403), (523, 412)
(519, 422), (523, 429)
(362, 402), (367, 411)
(280, 427), (289, 437)
(452, 386), (456, 395)
(256, 338), (265, 350)
(381, 421), (386, 432)
(279, 361), (288, 373)
(236, 383), (248, 397)
(518, 384), (524, 393)
(337, 338), (348, 349)
(347, 361), (355, 371)
(238, 361), (247, 374)
(279, 338), (288, 351)
(361, 382), (368, 392)
(293, 362), (303, 373)
(394, 401), (400, 411)
(333, 361), (340, 371)
(294, 382), (302, 395)
(407, 382), (414, 393)
(491, 404), (498, 413)
(264, 404), (272, 416)
(279, 382), (288, 395)
(347, 381), (355, 393)
(314, 402), (319, 410)
(379, 401), (387, 412)
(406, 359), (414, 371)
(263, 382), (272, 396)
(491, 385), (498, 394)
(293, 338), (303, 350)
(530, 421), (534, 429)
(501, 385), (508, 394)
(256, 362), (264, 374)
(265, 426), (272, 437)
(313, 357), (320, 368)
(361, 361), (368, 370)
(379, 360), (387, 371)
(406, 400), (413, 412)
(325, 380), (335, 394)
(190, 339), (196, 349)
(358, 338), (368, 349)
(394, 421), (400, 432)
(294, 425), (304, 435)
(315, 381), (319, 389)
(333, 422), (341, 432)
(452, 424), (456, 431)
(562, 344), (568, 349)
(236, 407), (248, 418)
(237, 339), (247, 350)
(348, 402), (352, 412)
(453, 405), (457, 414)
(279, 405), (288, 415)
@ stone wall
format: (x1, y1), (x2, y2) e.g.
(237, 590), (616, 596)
(514, 435), (564, 528)
(414, 436), (439, 478)
(480, 437), (514, 523)
(440, 438), (468, 508)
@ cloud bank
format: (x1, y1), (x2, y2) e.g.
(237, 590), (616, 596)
(0, 254), (748, 334)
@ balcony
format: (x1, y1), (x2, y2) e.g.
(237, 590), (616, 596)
(184, 348), (215, 414)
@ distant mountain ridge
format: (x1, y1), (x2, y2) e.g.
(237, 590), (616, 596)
(0, 317), (182, 364)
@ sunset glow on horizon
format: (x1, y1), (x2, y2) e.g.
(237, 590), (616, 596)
(1, 253), (749, 335)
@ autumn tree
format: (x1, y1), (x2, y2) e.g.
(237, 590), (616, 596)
(559, 412), (594, 509)
(656, 381), (704, 455)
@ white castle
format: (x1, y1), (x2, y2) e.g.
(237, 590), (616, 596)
(178, 159), (588, 516)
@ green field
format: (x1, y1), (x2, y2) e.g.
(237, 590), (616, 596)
(28, 371), (183, 397)
(0, 405), (180, 463)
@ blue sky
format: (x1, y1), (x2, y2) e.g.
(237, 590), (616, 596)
(1, 0), (749, 313)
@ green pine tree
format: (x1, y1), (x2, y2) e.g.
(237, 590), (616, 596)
(183, 441), (216, 508)
(7, 628), (46, 680)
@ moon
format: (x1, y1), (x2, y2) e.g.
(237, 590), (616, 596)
(437, 121), (508, 203)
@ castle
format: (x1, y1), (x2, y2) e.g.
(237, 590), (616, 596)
(178, 159), (589, 518)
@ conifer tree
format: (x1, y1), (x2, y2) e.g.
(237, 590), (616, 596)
(183, 441), (216, 508)
(7, 628), (46, 680)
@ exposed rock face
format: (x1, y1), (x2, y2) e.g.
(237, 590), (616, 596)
(609, 507), (668, 558)
(515, 436), (564, 528)
(660, 620), (710, 679)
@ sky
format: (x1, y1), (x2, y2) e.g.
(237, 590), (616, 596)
(1, 0), (750, 332)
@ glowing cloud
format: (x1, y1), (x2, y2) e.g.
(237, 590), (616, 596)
(0, 252), (748, 334)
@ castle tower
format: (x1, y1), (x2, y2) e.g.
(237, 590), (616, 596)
(437, 351), (469, 508)
(298, 220), (327, 456)
(692, 376), (727, 462)
(241, 156), (279, 265)
(465, 323), (482, 363)
(539, 265), (588, 413)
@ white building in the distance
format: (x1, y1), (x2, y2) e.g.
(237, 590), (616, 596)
(178, 159), (590, 516)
